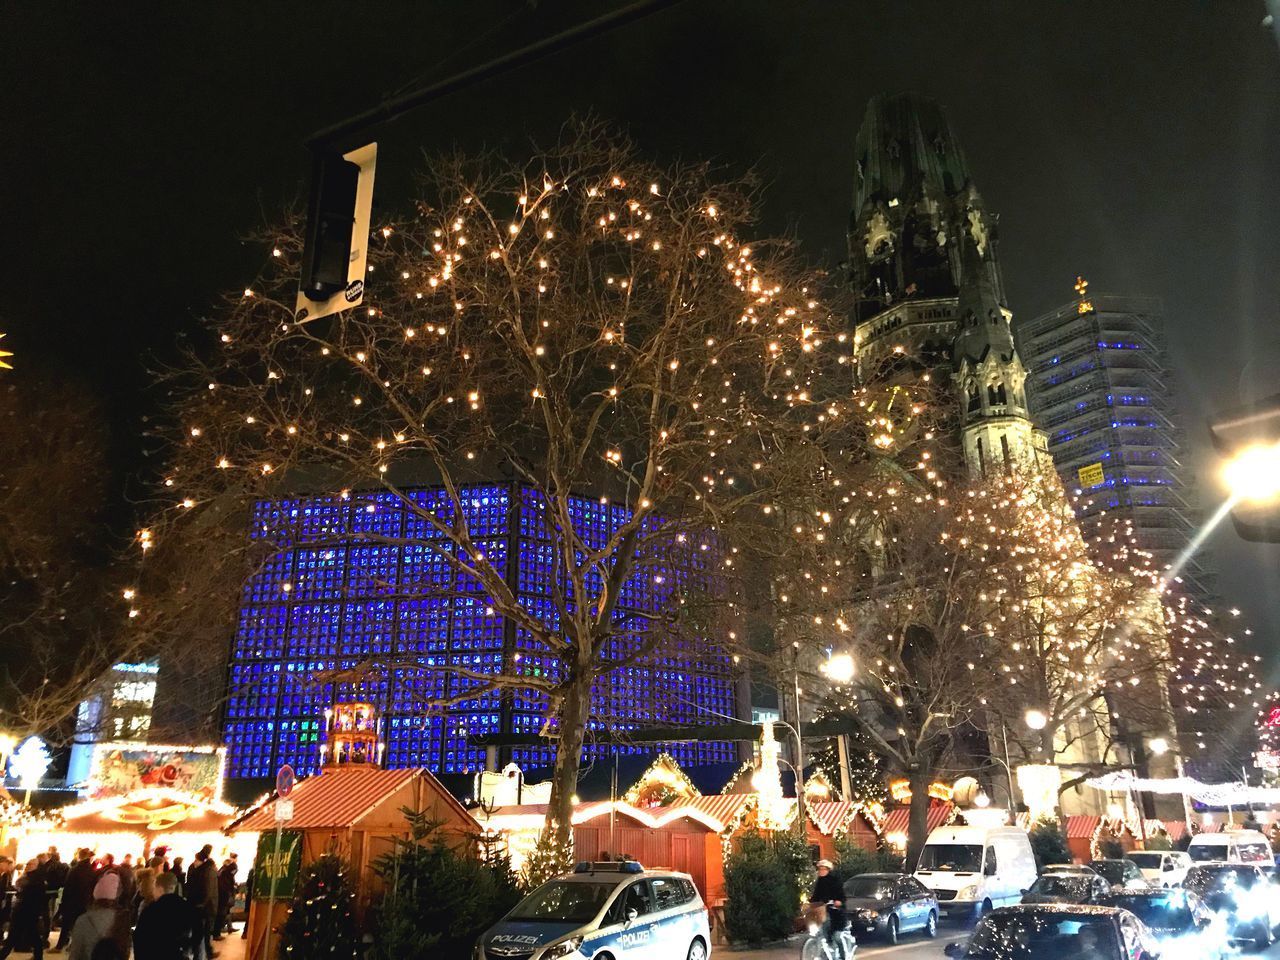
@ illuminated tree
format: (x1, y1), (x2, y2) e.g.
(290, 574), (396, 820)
(138, 121), (891, 847)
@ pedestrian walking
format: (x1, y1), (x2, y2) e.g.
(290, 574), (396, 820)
(54, 850), (97, 952)
(65, 875), (130, 960)
(0, 859), (49, 960)
(184, 846), (218, 958)
(134, 872), (201, 960)
(214, 855), (237, 939)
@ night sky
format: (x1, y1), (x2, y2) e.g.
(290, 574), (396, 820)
(3, 2), (1279, 647)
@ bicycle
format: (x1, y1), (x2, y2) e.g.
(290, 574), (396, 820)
(801, 902), (857, 960)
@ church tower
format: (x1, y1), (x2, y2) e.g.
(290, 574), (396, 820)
(847, 92), (1047, 478)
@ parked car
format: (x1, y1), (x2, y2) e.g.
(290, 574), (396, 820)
(942, 905), (1161, 960)
(841, 873), (938, 944)
(1020, 873), (1110, 905)
(1125, 850), (1192, 888)
(1040, 864), (1103, 878)
(1187, 829), (1274, 874)
(1088, 859), (1149, 891)
(1096, 889), (1226, 959)
(1183, 862), (1280, 950)
(475, 861), (711, 960)
(914, 825), (1037, 922)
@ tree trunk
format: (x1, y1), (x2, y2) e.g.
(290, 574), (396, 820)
(543, 673), (593, 847)
(905, 765), (932, 871)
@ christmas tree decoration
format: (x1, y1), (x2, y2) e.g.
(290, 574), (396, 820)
(279, 854), (359, 960)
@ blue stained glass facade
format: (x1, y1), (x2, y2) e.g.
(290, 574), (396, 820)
(225, 484), (739, 779)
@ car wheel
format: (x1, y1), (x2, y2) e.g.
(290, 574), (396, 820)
(925, 911), (938, 938)
(686, 937), (708, 960)
(1256, 922), (1274, 951)
(886, 915), (899, 945)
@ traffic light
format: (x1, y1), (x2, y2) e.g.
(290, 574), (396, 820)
(1209, 391), (1280, 542)
(294, 142), (377, 324)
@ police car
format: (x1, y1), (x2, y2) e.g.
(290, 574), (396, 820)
(476, 860), (711, 960)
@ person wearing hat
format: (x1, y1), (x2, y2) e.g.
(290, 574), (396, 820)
(65, 874), (130, 960)
(808, 860), (848, 958)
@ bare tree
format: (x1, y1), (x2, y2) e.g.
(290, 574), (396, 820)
(0, 372), (114, 738)
(139, 121), (880, 846)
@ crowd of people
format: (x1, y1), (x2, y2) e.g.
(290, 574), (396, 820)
(0, 846), (242, 960)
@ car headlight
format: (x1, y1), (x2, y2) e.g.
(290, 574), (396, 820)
(540, 937), (583, 960)
(958, 884), (979, 900)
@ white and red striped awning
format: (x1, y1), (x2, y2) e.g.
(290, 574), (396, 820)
(1065, 815), (1101, 839)
(807, 800), (856, 836)
(674, 794), (756, 831)
(881, 803), (954, 837)
(233, 767), (427, 832)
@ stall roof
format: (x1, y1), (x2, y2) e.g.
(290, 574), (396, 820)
(881, 803), (954, 837)
(231, 767), (468, 833)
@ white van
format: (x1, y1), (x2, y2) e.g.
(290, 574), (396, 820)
(1187, 829), (1274, 873)
(913, 825), (1037, 922)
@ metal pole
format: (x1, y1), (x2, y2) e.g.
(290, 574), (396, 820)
(305, 0), (685, 150)
(264, 822), (283, 960)
(1001, 721), (1017, 818)
(793, 659), (806, 830)
(836, 735), (853, 801)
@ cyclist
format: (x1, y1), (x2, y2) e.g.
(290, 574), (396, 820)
(809, 860), (848, 958)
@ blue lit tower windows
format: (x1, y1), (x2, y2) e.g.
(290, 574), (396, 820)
(224, 484), (738, 779)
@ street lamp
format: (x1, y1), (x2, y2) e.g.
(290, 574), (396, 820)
(823, 653), (855, 685)
(1148, 737), (1169, 756)
(1024, 709), (1048, 731)
(1222, 441), (1280, 503)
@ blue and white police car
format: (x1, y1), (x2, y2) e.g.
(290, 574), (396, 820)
(476, 860), (711, 960)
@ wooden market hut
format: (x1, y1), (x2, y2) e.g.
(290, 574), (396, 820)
(231, 703), (479, 960)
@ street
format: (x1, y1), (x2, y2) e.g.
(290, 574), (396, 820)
(723, 929), (1280, 960)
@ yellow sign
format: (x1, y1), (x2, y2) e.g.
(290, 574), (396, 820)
(1078, 463), (1105, 488)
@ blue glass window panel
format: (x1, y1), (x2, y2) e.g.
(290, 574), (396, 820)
(400, 543), (453, 597)
(345, 544), (400, 596)
(348, 491), (407, 539)
(279, 659), (335, 717)
(396, 597), (452, 654)
(517, 540), (556, 595)
(275, 719), (323, 775)
(286, 603), (343, 658)
(296, 497), (351, 543)
(224, 720), (276, 779)
(455, 538), (507, 593)
(233, 605), (288, 660)
(404, 489), (456, 539)
(292, 547), (347, 599)
(341, 600), (397, 657)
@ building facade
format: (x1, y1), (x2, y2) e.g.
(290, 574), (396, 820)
(1017, 291), (1207, 590)
(222, 483), (740, 782)
(844, 94), (1189, 818)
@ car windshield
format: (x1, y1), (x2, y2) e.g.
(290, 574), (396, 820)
(1099, 893), (1193, 930)
(1185, 866), (1258, 894)
(1028, 877), (1090, 898)
(843, 877), (895, 900)
(1187, 844), (1226, 862)
(919, 844), (983, 872)
(1125, 853), (1163, 870)
(964, 913), (1120, 960)
(508, 881), (615, 923)
(1090, 862), (1127, 884)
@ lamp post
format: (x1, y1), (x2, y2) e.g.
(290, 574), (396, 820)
(1222, 441), (1280, 504)
(820, 652), (856, 800)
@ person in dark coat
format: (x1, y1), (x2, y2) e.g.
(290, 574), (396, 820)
(134, 872), (201, 960)
(167, 858), (186, 897)
(54, 850), (98, 951)
(184, 847), (218, 958)
(0, 859), (48, 960)
(0, 858), (15, 928)
(214, 855), (237, 939)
